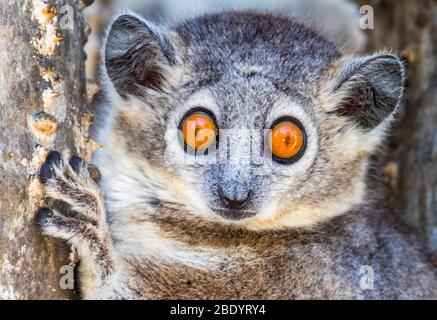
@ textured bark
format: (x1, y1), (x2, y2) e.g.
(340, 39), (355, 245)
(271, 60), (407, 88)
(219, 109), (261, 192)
(356, 0), (437, 256)
(0, 0), (92, 299)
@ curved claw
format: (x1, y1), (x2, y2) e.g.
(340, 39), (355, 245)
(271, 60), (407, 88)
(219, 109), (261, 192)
(69, 155), (86, 174)
(39, 151), (61, 183)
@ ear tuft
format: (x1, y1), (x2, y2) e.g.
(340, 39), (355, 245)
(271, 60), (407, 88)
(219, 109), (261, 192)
(329, 54), (405, 129)
(104, 13), (175, 97)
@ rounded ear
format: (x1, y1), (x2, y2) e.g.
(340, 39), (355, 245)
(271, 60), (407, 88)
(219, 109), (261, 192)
(103, 13), (176, 98)
(327, 53), (405, 130)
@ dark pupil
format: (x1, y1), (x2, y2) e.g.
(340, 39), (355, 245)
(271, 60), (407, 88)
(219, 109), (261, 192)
(284, 136), (290, 145)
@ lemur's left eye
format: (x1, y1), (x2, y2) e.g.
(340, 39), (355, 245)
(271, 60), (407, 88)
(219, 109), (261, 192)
(270, 117), (306, 163)
(180, 109), (217, 152)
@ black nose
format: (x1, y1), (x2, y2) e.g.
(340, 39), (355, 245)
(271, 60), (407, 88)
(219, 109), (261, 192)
(219, 188), (252, 210)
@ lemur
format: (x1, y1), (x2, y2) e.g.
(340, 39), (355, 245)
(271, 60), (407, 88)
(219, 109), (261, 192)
(36, 11), (436, 299)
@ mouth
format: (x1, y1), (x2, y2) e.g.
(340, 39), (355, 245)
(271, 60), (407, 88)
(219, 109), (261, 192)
(210, 206), (258, 220)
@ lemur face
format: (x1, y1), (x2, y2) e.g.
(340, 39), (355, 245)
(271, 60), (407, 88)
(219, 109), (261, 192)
(162, 74), (319, 224)
(102, 12), (404, 229)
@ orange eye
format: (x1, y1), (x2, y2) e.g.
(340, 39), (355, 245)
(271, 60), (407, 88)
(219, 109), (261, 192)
(270, 119), (305, 161)
(181, 111), (217, 151)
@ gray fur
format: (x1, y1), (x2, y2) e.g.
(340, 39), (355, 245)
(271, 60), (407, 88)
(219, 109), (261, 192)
(37, 11), (435, 299)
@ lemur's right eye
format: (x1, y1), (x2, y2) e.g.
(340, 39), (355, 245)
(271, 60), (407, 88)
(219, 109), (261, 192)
(270, 117), (306, 164)
(180, 109), (217, 152)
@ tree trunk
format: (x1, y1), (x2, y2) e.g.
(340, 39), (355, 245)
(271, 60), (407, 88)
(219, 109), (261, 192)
(0, 0), (93, 299)
(356, 0), (437, 257)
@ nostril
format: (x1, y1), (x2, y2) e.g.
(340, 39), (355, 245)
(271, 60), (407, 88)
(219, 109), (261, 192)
(219, 188), (252, 209)
(223, 197), (248, 209)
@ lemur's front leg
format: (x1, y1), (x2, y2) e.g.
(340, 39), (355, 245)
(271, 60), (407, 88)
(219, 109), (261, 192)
(36, 151), (116, 298)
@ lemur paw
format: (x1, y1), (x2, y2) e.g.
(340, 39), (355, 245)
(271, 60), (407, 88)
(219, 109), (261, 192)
(36, 151), (114, 276)
(38, 151), (103, 222)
